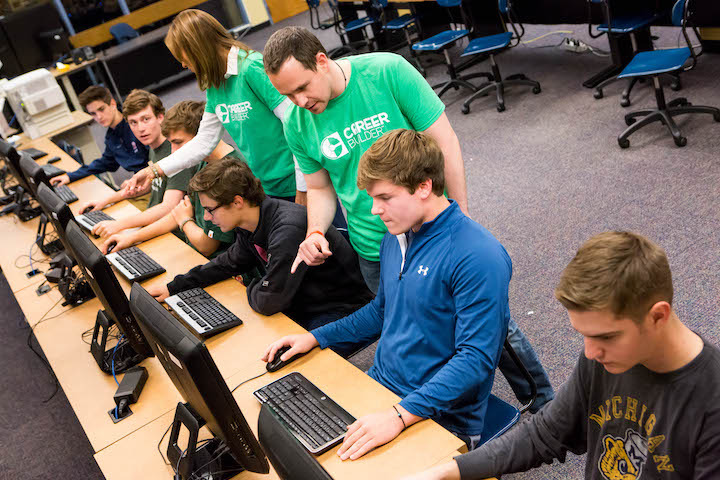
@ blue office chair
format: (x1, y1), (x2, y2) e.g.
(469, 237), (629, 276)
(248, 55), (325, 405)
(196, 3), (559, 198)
(412, 0), (492, 98)
(480, 339), (537, 447)
(109, 23), (139, 44)
(617, 0), (720, 148)
(588, 0), (679, 107)
(376, 0), (424, 74)
(460, 0), (540, 113)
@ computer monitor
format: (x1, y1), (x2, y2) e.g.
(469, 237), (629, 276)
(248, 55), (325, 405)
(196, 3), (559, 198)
(18, 152), (50, 198)
(35, 182), (73, 254)
(0, 140), (41, 221)
(0, 139), (32, 194)
(128, 283), (335, 480)
(65, 220), (153, 372)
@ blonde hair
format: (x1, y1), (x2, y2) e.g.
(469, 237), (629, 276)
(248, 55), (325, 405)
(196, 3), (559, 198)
(357, 129), (445, 195)
(165, 9), (250, 90)
(555, 231), (674, 323)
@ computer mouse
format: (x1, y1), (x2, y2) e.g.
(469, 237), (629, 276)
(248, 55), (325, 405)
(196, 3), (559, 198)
(81, 205), (94, 214)
(106, 241), (117, 254)
(266, 346), (306, 373)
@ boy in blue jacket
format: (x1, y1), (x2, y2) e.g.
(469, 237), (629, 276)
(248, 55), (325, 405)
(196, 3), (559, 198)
(50, 86), (148, 186)
(263, 129), (512, 459)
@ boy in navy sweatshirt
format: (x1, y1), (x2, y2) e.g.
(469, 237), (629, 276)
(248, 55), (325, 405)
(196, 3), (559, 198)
(50, 86), (147, 186)
(263, 129), (513, 458)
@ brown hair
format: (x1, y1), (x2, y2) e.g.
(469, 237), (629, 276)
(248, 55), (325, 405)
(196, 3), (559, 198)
(189, 155), (266, 207)
(161, 100), (206, 137)
(165, 9), (251, 90)
(122, 89), (165, 119)
(78, 86), (113, 110)
(555, 231), (674, 323)
(357, 129), (445, 195)
(263, 26), (327, 74)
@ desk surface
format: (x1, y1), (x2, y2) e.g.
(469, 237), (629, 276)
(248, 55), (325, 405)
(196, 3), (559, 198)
(49, 58), (100, 79)
(15, 111), (94, 148)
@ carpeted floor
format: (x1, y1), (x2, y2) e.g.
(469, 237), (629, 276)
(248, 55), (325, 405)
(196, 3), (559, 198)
(7, 8), (719, 480)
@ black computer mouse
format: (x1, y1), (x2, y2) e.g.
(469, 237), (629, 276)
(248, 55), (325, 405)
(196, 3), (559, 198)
(266, 346), (306, 373)
(106, 241), (117, 254)
(81, 205), (94, 214)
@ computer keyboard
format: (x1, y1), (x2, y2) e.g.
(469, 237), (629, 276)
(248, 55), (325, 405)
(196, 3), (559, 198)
(253, 372), (356, 455)
(106, 246), (166, 282)
(53, 185), (78, 204)
(41, 164), (66, 178)
(165, 288), (243, 338)
(76, 210), (114, 231)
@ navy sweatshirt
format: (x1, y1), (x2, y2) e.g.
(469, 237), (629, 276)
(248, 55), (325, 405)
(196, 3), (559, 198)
(67, 118), (148, 182)
(312, 200), (512, 436)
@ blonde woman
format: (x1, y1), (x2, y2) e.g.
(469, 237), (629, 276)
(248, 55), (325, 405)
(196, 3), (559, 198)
(125, 9), (304, 203)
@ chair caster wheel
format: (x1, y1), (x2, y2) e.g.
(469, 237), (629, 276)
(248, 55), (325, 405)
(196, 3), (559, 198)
(618, 138), (630, 149)
(497, 104), (505, 112)
(713, 112), (720, 122)
(620, 98), (631, 108)
(674, 136), (687, 147)
(532, 85), (541, 94)
(625, 117), (636, 126)
(461, 105), (470, 115)
(593, 89), (603, 99)
(670, 80), (682, 91)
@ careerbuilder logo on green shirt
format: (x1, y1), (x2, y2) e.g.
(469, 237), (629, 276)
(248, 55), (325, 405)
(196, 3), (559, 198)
(215, 101), (253, 124)
(320, 111), (392, 160)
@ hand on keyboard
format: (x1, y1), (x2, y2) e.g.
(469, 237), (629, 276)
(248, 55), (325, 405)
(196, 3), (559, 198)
(93, 219), (123, 237)
(263, 333), (319, 364)
(50, 173), (70, 186)
(79, 199), (105, 214)
(102, 232), (133, 254)
(145, 283), (170, 302)
(338, 407), (412, 461)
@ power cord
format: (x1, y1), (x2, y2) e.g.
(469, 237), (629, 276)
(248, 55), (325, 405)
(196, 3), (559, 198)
(25, 296), (70, 402)
(231, 369), (267, 393)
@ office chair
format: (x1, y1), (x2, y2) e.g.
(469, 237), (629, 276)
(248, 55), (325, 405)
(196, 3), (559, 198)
(412, 0), (493, 98)
(588, 0), (679, 107)
(460, 0), (541, 113)
(109, 23), (140, 44)
(616, 0), (720, 148)
(480, 339), (537, 447)
(308, 0), (377, 58)
(375, 1), (424, 74)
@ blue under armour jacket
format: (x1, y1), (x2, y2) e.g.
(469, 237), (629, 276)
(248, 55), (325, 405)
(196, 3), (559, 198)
(312, 200), (512, 436)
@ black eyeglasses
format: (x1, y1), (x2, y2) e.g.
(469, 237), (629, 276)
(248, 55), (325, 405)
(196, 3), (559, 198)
(203, 203), (225, 216)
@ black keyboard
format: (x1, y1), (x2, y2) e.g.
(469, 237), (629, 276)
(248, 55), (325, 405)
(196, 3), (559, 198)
(41, 164), (66, 178)
(253, 372), (356, 455)
(53, 185), (78, 204)
(165, 288), (243, 338)
(77, 210), (114, 230)
(106, 246), (166, 282)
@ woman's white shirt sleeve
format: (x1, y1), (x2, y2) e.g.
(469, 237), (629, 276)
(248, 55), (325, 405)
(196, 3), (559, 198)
(156, 111), (224, 177)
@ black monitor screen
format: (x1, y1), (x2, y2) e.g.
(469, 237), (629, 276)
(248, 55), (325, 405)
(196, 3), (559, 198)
(128, 283), (269, 474)
(65, 220), (154, 359)
(18, 152), (48, 197)
(36, 182), (75, 253)
(0, 140), (32, 193)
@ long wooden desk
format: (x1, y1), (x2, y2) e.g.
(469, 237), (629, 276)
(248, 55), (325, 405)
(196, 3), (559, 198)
(3, 144), (468, 478)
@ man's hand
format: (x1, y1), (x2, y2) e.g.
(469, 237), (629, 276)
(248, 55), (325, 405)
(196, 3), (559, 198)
(101, 233), (133, 254)
(262, 333), (319, 364)
(93, 220), (123, 238)
(145, 283), (171, 302)
(171, 196), (194, 227)
(399, 461), (461, 480)
(290, 232), (332, 273)
(78, 199), (105, 214)
(124, 166), (156, 195)
(50, 174), (70, 186)
(337, 408), (406, 461)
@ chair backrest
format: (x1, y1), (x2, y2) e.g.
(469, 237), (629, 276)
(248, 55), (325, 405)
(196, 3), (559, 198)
(498, 0), (508, 15)
(371, 0), (388, 7)
(480, 395), (521, 447)
(109, 23), (139, 44)
(437, 0), (462, 7)
(499, 0), (525, 44)
(671, 0), (686, 26)
(306, 0), (320, 7)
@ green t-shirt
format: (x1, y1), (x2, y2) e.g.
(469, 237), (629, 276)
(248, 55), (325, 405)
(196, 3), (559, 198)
(189, 151), (243, 258)
(204, 50), (296, 198)
(147, 140), (194, 209)
(284, 52), (445, 261)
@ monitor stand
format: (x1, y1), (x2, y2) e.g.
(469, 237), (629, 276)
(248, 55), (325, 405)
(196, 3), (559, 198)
(90, 310), (145, 375)
(167, 402), (245, 480)
(36, 213), (63, 256)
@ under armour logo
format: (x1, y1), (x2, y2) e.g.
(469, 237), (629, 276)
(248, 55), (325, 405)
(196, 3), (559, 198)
(418, 265), (428, 276)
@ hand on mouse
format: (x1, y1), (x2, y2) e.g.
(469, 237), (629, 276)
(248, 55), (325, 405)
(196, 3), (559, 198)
(262, 333), (319, 364)
(102, 233), (133, 254)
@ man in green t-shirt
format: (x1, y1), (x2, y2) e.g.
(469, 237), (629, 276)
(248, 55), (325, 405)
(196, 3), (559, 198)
(101, 100), (237, 258)
(79, 90), (196, 243)
(263, 27), (468, 294)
